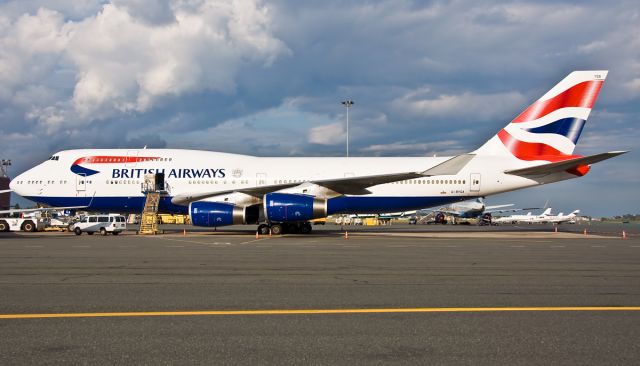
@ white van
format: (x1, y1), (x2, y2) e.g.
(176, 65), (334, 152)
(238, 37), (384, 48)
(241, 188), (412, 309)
(72, 214), (127, 236)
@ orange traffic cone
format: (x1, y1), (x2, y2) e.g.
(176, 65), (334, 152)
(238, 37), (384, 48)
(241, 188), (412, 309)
(183, 229), (186, 236)
(256, 231), (259, 239)
(622, 230), (627, 239)
(344, 230), (349, 239)
(269, 228), (272, 237)
(583, 228), (587, 236)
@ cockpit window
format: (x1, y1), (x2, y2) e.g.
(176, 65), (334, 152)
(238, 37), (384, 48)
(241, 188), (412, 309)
(48, 156), (60, 161)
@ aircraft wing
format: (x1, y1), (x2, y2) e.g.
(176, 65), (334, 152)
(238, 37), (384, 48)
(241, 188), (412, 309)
(0, 189), (11, 194)
(171, 172), (425, 205)
(171, 182), (300, 205)
(172, 154), (475, 206)
(485, 204), (514, 211)
(416, 208), (462, 216)
(311, 153), (475, 194)
(504, 151), (627, 177)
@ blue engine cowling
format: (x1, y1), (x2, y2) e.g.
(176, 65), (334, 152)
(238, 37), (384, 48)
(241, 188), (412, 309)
(190, 202), (259, 227)
(264, 193), (327, 222)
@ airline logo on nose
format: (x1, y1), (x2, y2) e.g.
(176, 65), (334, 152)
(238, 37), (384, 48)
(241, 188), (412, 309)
(70, 156), (160, 176)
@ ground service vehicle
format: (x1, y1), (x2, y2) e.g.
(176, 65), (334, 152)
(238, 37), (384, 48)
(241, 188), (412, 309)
(71, 214), (126, 235)
(0, 217), (47, 232)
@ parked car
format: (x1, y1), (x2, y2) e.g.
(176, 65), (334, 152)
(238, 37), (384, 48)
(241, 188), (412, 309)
(71, 214), (127, 236)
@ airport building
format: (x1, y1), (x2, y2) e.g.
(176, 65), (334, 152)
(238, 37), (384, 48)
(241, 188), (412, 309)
(0, 159), (10, 210)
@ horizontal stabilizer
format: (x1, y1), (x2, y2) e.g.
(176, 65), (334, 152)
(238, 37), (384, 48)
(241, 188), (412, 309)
(421, 154), (475, 176)
(504, 151), (627, 177)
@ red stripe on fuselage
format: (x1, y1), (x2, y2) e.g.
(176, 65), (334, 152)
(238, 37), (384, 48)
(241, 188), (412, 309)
(72, 156), (161, 165)
(512, 80), (603, 123)
(497, 129), (581, 162)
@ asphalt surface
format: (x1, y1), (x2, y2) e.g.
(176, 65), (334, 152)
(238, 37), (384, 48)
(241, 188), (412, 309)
(0, 228), (639, 365)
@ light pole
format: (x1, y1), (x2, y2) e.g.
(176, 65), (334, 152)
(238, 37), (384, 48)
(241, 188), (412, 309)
(0, 159), (10, 178)
(341, 100), (354, 157)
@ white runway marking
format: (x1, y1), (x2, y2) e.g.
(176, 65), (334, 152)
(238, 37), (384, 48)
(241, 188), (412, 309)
(72, 245), (90, 248)
(24, 245), (43, 248)
(239, 238), (269, 245)
(550, 245), (565, 248)
(591, 245), (606, 248)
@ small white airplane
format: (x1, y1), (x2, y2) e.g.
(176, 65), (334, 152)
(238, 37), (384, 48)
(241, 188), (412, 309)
(548, 209), (580, 224)
(493, 208), (553, 224)
(2, 70), (626, 234)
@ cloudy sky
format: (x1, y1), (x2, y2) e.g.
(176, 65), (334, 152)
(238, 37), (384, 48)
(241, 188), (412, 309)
(1, 0), (638, 216)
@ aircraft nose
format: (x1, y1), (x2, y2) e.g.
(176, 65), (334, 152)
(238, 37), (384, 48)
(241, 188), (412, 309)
(9, 172), (23, 194)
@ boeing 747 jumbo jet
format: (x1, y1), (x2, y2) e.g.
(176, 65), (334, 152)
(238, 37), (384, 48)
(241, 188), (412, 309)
(2, 71), (627, 234)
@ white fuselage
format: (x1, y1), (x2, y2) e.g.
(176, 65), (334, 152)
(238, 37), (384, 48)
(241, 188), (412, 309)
(10, 149), (562, 215)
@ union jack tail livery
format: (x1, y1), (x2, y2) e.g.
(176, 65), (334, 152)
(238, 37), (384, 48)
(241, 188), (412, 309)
(476, 70), (607, 163)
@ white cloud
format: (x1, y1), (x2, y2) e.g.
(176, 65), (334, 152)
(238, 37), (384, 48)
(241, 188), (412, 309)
(360, 140), (464, 156)
(307, 122), (345, 145)
(1, 0), (290, 131)
(391, 88), (527, 121)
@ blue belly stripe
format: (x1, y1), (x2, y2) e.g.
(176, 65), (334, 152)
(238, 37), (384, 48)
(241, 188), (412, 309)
(26, 195), (471, 219)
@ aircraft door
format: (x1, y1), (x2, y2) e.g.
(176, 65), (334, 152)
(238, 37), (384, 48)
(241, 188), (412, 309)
(470, 173), (481, 192)
(76, 173), (86, 196)
(256, 173), (267, 187)
(126, 150), (139, 167)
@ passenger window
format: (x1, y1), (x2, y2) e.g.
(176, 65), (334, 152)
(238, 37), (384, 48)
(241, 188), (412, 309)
(89, 217), (97, 223)
(98, 217), (109, 223)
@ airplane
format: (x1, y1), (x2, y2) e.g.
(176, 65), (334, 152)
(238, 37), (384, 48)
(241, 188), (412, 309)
(3, 70), (627, 235)
(412, 197), (526, 225)
(493, 208), (553, 224)
(548, 209), (580, 224)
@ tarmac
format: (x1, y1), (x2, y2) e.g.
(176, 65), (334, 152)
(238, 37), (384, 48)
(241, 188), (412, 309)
(0, 224), (639, 365)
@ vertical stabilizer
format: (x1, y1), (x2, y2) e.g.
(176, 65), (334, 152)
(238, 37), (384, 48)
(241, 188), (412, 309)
(475, 71), (607, 162)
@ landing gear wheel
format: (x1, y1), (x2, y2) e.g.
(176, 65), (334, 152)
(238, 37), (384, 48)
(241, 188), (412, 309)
(74, 227), (82, 235)
(258, 224), (270, 235)
(286, 223), (298, 234)
(299, 222), (312, 234)
(270, 224), (283, 235)
(100, 228), (107, 236)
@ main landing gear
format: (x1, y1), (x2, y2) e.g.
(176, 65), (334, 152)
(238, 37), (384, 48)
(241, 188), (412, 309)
(257, 222), (313, 235)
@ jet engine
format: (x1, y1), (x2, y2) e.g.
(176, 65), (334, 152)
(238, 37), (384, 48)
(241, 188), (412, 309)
(190, 201), (260, 227)
(263, 193), (327, 222)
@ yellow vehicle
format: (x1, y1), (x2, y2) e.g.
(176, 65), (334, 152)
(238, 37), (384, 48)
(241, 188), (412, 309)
(157, 214), (189, 225)
(310, 217), (327, 225)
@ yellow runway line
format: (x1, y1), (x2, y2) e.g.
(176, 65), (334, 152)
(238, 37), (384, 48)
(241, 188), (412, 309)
(1, 307), (640, 319)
